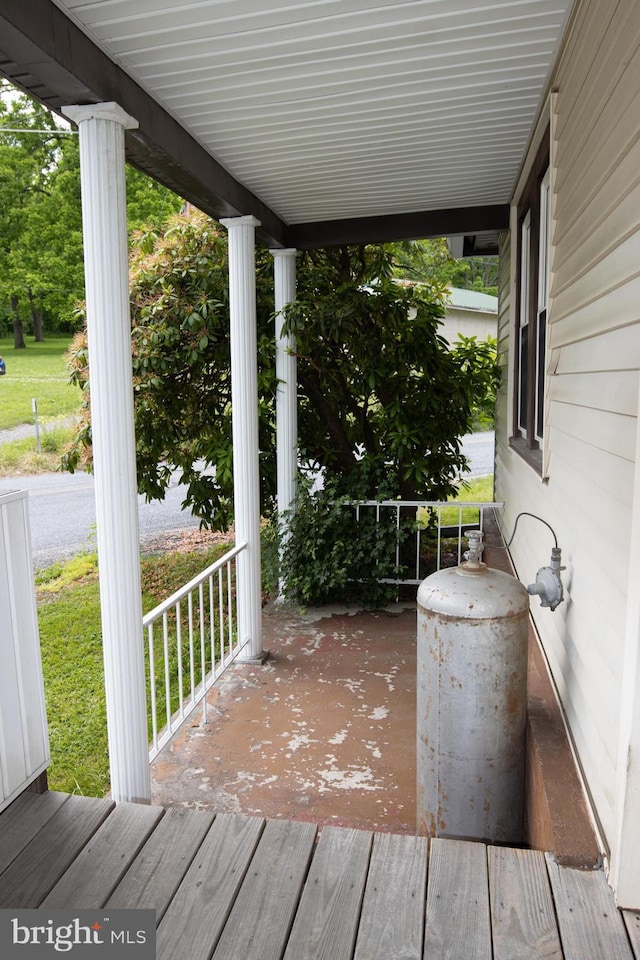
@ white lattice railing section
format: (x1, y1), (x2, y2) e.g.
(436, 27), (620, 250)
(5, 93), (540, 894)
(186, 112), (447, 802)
(350, 500), (503, 585)
(144, 541), (248, 762)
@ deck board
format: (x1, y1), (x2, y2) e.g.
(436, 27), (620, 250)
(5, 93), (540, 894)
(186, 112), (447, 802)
(106, 805), (215, 920)
(623, 911), (640, 959)
(0, 795), (113, 908)
(0, 789), (69, 874)
(546, 853), (634, 960)
(156, 812), (264, 960)
(41, 801), (165, 909)
(0, 793), (634, 960)
(424, 837), (492, 960)
(488, 846), (562, 960)
(354, 831), (428, 960)
(212, 818), (317, 960)
(282, 826), (373, 960)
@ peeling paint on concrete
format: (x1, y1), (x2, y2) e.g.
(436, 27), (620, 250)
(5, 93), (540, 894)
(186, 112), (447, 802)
(368, 706), (389, 720)
(151, 604), (418, 834)
(285, 733), (317, 753)
(319, 766), (381, 791)
(329, 729), (349, 745)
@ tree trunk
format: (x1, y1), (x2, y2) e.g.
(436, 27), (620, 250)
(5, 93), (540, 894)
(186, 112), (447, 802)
(11, 295), (26, 349)
(28, 288), (44, 341)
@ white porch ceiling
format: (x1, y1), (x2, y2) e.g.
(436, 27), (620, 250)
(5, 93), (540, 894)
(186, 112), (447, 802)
(50, 0), (573, 229)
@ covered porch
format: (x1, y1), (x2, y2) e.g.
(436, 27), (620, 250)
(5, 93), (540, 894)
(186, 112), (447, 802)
(0, 0), (579, 812)
(5, 0), (640, 927)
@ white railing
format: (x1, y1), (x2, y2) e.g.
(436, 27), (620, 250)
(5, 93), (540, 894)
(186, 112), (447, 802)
(144, 541), (248, 762)
(349, 500), (503, 585)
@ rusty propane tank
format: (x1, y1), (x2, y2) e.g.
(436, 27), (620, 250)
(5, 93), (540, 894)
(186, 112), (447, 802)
(417, 530), (529, 844)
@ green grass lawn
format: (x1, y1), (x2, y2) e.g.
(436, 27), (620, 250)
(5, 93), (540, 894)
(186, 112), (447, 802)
(36, 542), (234, 797)
(417, 474), (494, 528)
(0, 425), (77, 476)
(442, 473), (495, 523)
(0, 335), (81, 430)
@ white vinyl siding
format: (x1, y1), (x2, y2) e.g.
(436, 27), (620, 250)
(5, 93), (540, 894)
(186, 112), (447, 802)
(496, 0), (640, 853)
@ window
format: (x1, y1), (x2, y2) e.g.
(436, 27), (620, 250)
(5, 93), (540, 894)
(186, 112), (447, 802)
(513, 132), (550, 470)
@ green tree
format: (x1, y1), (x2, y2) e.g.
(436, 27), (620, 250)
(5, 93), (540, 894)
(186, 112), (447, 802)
(0, 86), (64, 344)
(65, 213), (277, 529)
(11, 125), (84, 337)
(65, 211), (498, 531)
(390, 237), (498, 295)
(126, 166), (184, 234)
(284, 245), (478, 501)
(0, 82), (183, 342)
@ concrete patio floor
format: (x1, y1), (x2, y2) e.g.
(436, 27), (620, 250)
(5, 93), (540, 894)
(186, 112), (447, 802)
(151, 603), (418, 834)
(149, 521), (602, 867)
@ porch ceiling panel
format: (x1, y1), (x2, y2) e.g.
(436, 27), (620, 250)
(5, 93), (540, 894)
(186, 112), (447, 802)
(1, 0), (573, 246)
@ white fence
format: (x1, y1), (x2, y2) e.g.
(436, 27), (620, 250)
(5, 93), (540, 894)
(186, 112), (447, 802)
(0, 490), (50, 812)
(349, 500), (503, 585)
(144, 541), (248, 762)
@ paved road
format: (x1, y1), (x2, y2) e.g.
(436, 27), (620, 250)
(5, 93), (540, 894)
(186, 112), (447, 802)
(461, 430), (495, 478)
(0, 470), (201, 568)
(0, 431), (494, 567)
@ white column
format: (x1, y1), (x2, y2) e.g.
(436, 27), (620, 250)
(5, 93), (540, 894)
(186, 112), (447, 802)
(271, 249), (298, 598)
(220, 216), (263, 661)
(62, 103), (150, 803)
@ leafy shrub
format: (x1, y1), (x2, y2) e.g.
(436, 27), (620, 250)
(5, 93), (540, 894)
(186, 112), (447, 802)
(273, 475), (413, 607)
(450, 334), (500, 432)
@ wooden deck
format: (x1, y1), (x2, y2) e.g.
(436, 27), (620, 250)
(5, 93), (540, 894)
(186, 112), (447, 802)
(1, 791), (639, 960)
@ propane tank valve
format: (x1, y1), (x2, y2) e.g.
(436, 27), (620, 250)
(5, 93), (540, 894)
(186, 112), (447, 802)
(527, 546), (565, 611)
(464, 529), (485, 567)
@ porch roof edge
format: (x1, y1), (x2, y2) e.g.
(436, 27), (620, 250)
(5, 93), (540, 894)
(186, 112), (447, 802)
(0, 0), (287, 249)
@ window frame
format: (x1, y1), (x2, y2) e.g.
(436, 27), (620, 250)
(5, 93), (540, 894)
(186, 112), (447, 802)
(511, 130), (550, 472)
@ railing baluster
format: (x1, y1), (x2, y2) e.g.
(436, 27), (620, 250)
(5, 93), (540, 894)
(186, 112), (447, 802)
(209, 573), (216, 678)
(187, 591), (195, 710)
(218, 566), (225, 661)
(148, 623), (158, 755)
(394, 504), (400, 577)
(163, 609), (171, 731)
(227, 557), (233, 659)
(176, 601), (184, 720)
(199, 582), (207, 723)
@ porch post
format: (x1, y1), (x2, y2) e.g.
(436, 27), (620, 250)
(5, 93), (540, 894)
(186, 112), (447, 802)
(271, 249), (298, 597)
(62, 102), (150, 803)
(220, 216), (263, 660)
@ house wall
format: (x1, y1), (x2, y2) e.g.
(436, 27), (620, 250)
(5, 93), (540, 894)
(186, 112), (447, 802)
(438, 307), (497, 346)
(495, 0), (640, 864)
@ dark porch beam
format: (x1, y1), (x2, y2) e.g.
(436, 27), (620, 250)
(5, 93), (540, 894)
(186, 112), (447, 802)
(0, 0), (287, 249)
(286, 205), (510, 250)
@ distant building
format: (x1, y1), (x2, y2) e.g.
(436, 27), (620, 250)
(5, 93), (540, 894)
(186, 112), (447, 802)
(440, 287), (498, 345)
